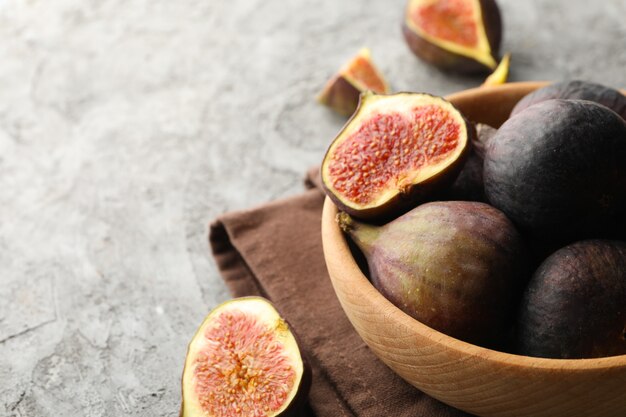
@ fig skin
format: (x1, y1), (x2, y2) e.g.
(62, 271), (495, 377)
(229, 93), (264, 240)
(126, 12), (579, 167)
(179, 296), (312, 417)
(443, 123), (496, 202)
(511, 80), (626, 120)
(321, 92), (475, 223)
(402, 0), (502, 74)
(484, 99), (626, 251)
(516, 240), (626, 359)
(339, 201), (529, 348)
(318, 74), (365, 117)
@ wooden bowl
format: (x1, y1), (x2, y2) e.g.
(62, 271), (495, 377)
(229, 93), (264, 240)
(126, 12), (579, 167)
(321, 81), (626, 417)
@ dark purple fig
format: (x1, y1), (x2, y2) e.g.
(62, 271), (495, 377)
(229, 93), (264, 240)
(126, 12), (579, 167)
(510, 80), (626, 120)
(444, 123), (497, 202)
(402, 0), (503, 74)
(517, 240), (626, 359)
(180, 297), (311, 417)
(472, 122), (497, 158)
(484, 99), (626, 251)
(338, 201), (529, 348)
(321, 92), (473, 222)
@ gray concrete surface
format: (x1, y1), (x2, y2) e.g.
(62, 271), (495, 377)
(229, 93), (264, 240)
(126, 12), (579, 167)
(0, 0), (624, 415)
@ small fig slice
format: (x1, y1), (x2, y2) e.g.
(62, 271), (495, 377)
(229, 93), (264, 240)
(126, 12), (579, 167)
(481, 52), (510, 86)
(180, 297), (311, 417)
(517, 240), (626, 359)
(510, 80), (626, 120)
(338, 201), (529, 348)
(317, 48), (390, 116)
(321, 92), (473, 221)
(402, 0), (502, 74)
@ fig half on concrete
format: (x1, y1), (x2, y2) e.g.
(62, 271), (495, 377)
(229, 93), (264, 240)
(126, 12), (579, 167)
(321, 92), (473, 220)
(402, 0), (502, 73)
(180, 297), (310, 417)
(317, 48), (390, 116)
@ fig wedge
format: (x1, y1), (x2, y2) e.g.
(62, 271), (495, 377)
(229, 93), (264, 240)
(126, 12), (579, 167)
(321, 92), (473, 221)
(180, 297), (311, 417)
(402, 0), (502, 74)
(482, 52), (510, 86)
(318, 48), (390, 116)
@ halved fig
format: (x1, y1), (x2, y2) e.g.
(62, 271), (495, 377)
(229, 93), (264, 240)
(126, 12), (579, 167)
(180, 297), (311, 417)
(317, 48), (390, 116)
(482, 52), (510, 86)
(402, 0), (502, 74)
(321, 92), (474, 220)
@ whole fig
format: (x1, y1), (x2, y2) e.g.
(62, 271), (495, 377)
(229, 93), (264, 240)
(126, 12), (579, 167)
(517, 240), (626, 359)
(443, 123), (497, 202)
(511, 80), (626, 120)
(338, 201), (529, 348)
(484, 99), (626, 251)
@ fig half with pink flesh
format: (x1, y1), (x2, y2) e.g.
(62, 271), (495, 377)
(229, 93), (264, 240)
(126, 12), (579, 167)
(321, 91), (473, 221)
(180, 297), (311, 417)
(402, 0), (502, 74)
(318, 48), (390, 116)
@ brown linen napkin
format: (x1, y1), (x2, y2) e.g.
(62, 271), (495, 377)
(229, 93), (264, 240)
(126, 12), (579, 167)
(209, 167), (474, 417)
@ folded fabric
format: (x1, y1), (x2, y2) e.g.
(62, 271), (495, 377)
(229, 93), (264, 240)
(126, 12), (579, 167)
(209, 167), (473, 417)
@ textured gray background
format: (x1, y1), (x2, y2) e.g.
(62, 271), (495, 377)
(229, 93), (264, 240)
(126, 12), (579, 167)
(0, 0), (624, 415)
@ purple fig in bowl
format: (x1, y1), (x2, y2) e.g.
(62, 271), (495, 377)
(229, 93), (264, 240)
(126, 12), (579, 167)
(517, 240), (626, 359)
(338, 200), (529, 348)
(510, 80), (626, 120)
(484, 99), (626, 252)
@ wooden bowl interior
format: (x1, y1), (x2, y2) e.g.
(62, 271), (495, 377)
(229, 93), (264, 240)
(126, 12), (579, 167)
(321, 82), (626, 417)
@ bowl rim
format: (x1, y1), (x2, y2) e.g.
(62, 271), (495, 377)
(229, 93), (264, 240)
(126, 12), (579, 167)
(322, 81), (626, 371)
(446, 80), (549, 101)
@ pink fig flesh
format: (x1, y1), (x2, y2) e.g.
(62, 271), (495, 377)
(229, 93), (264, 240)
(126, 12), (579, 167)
(180, 297), (311, 417)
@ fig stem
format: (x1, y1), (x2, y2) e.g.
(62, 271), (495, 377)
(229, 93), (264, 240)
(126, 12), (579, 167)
(336, 212), (379, 254)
